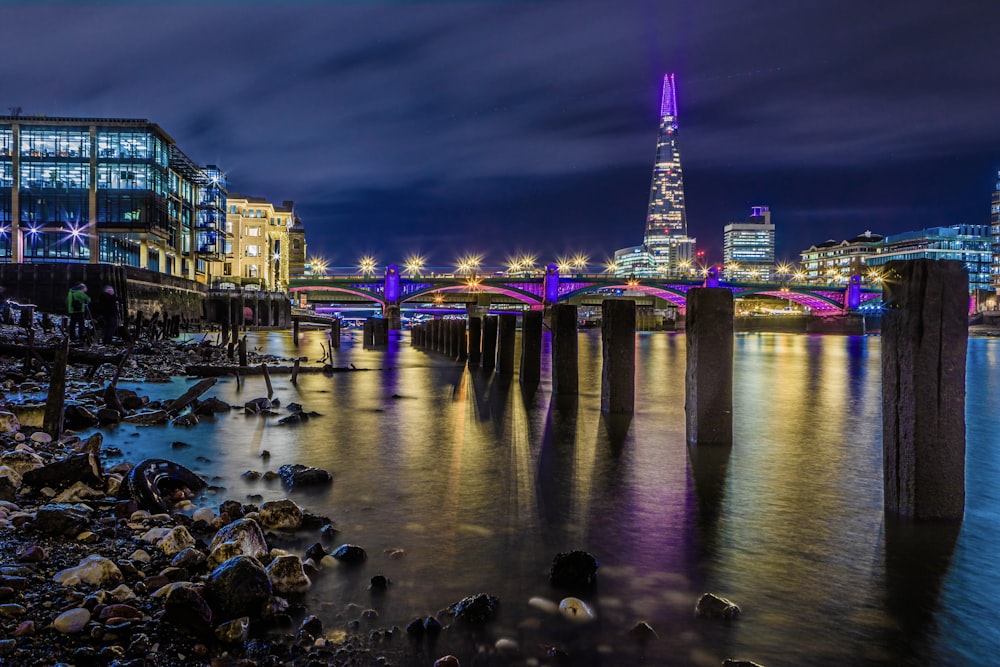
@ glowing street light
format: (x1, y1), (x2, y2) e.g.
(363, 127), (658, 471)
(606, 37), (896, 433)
(456, 253), (482, 275)
(604, 260), (618, 274)
(571, 253), (589, 272)
(403, 254), (426, 277)
(359, 255), (378, 276)
(307, 257), (328, 276)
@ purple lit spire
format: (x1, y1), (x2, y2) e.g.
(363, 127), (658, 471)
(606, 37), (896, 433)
(659, 73), (677, 119)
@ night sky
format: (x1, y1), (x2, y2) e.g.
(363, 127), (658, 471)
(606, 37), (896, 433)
(4, 0), (999, 269)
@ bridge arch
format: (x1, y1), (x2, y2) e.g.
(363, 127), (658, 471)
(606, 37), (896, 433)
(288, 285), (385, 306)
(402, 283), (542, 307)
(559, 282), (694, 308)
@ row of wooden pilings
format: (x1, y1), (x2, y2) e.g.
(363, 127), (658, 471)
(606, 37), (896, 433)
(410, 259), (969, 523)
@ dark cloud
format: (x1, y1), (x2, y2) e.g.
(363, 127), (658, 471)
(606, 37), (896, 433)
(2, 0), (998, 266)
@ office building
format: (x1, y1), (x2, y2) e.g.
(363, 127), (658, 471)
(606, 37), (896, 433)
(0, 115), (225, 282)
(723, 206), (775, 281)
(867, 224), (992, 292)
(222, 196), (294, 291)
(991, 170), (1000, 293)
(287, 215), (307, 280)
(614, 73), (696, 276)
(800, 231), (883, 283)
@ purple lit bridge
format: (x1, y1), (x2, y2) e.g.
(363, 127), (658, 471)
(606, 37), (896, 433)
(288, 264), (883, 323)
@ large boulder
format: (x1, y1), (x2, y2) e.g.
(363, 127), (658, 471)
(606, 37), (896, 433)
(207, 517), (268, 569)
(695, 593), (741, 619)
(450, 593), (501, 624)
(162, 584), (213, 638)
(53, 554), (123, 587)
(204, 555), (272, 623)
(265, 554), (311, 594)
(32, 503), (93, 537)
(258, 499), (303, 531)
(277, 464), (332, 489)
(0, 451), (44, 477)
(549, 550), (599, 590)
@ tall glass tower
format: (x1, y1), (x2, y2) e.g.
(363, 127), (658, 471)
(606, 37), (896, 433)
(615, 73), (695, 277)
(645, 73), (687, 240)
(991, 170), (1000, 294)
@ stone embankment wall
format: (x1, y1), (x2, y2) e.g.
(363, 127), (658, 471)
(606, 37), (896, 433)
(0, 263), (207, 320)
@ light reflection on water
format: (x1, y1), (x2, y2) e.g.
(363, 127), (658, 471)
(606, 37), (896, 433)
(95, 329), (1000, 666)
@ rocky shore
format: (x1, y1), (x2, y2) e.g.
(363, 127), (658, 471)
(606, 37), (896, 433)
(0, 318), (758, 667)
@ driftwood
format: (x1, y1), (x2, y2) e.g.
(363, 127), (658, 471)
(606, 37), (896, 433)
(261, 363), (273, 399)
(104, 347), (133, 415)
(184, 364), (374, 377)
(165, 377), (218, 416)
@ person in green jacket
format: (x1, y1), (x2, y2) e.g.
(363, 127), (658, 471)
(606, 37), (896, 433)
(66, 283), (91, 342)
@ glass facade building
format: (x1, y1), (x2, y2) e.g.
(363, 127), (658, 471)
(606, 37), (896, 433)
(991, 170), (1000, 293)
(867, 224), (993, 292)
(614, 73), (696, 277)
(723, 206), (775, 281)
(0, 116), (226, 282)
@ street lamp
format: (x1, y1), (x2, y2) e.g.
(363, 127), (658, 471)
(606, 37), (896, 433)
(359, 255), (377, 277)
(403, 254), (425, 277)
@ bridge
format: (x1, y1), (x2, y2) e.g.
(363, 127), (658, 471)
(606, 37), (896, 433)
(288, 264), (882, 327)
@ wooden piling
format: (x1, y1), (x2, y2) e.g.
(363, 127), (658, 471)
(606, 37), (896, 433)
(238, 336), (248, 367)
(882, 259), (968, 521)
(261, 363), (273, 399)
(468, 317), (482, 365)
(293, 319), (299, 345)
(331, 319), (341, 348)
(551, 304), (578, 395)
(601, 299), (636, 415)
(497, 313), (517, 375)
(520, 310), (543, 384)
(685, 288), (733, 446)
(42, 336), (70, 439)
(482, 315), (499, 371)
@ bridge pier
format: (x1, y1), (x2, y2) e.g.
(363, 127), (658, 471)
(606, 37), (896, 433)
(882, 259), (967, 521)
(685, 288), (733, 446)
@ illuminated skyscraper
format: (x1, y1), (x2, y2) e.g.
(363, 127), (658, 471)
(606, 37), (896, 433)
(723, 206), (775, 281)
(645, 73), (687, 240)
(615, 73), (695, 277)
(991, 170), (1000, 293)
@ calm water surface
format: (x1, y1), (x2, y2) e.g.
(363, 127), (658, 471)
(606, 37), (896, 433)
(83, 329), (1000, 666)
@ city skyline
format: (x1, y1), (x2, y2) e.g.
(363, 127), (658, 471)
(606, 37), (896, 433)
(3, 1), (999, 268)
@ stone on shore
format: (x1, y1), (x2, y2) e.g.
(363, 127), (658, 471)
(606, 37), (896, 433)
(0, 411), (20, 433)
(162, 584), (213, 638)
(549, 550), (600, 590)
(277, 463), (332, 488)
(52, 607), (91, 633)
(204, 555), (273, 623)
(207, 517), (269, 568)
(451, 593), (501, 624)
(53, 554), (123, 587)
(33, 503), (93, 537)
(258, 498), (303, 530)
(265, 554), (312, 593)
(696, 593), (741, 619)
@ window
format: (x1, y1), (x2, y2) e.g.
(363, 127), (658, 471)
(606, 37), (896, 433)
(245, 244), (260, 257)
(246, 226), (261, 237)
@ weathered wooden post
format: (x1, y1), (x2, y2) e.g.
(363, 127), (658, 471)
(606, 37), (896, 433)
(482, 315), (499, 370)
(448, 319), (458, 358)
(293, 319), (300, 346)
(551, 304), (578, 395)
(685, 288), (733, 446)
(331, 318), (341, 348)
(497, 313), (517, 375)
(520, 310), (543, 384)
(42, 336), (70, 439)
(363, 318), (375, 347)
(601, 299), (636, 415)
(882, 259), (967, 521)
(238, 336), (248, 367)
(456, 320), (468, 361)
(468, 317), (482, 365)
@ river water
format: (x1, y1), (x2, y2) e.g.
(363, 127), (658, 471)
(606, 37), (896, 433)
(82, 329), (999, 666)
